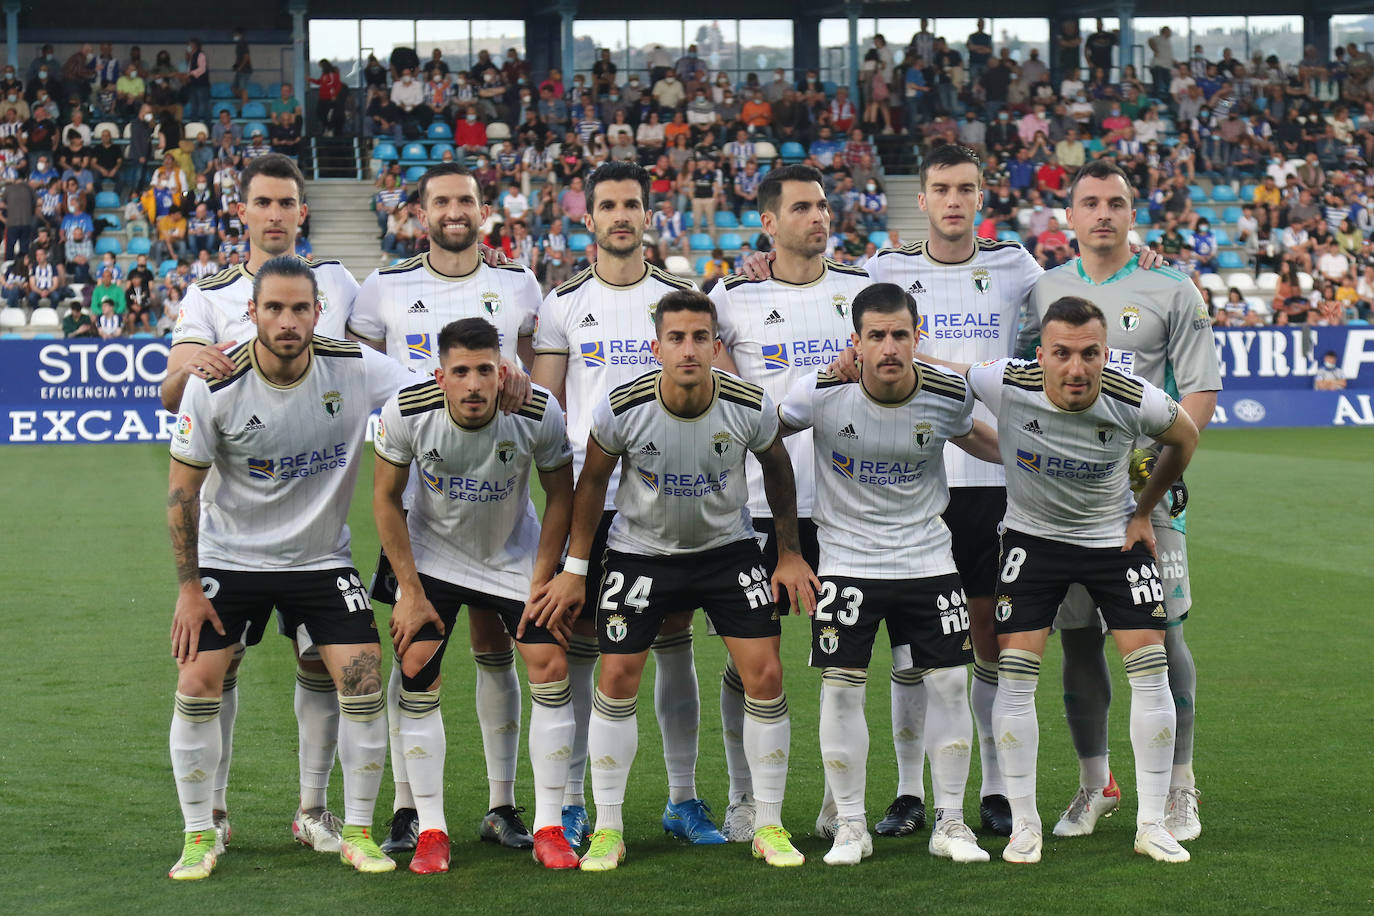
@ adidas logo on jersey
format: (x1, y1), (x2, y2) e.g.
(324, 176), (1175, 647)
(764, 309), (784, 325)
(422, 448), (442, 461)
(408, 300), (428, 313)
(907, 280), (927, 294)
(838, 423), (859, 439)
(1022, 419), (1043, 435)
(242, 414), (266, 432)
(639, 441), (661, 456)
(578, 313), (599, 327)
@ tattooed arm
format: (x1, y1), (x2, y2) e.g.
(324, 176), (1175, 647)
(168, 459), (222, 662)
(755, 436), (821, 615)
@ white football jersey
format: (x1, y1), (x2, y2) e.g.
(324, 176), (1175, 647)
(532, 263), (696, 508)
(170, 338), (416, 571)
(375, 381), (572, 603)
(868, 238), (1042, 488)
(348, 253), (539, 368)
(710, 258), (871, 518)
(779, 365), (974, 578)
(590, 368), (778, 556)
(171, 257), (359, 348)
(966, 358), (1180, 548)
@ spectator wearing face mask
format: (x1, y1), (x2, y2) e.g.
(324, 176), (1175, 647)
(389, 68), (433, 129)
(652, 69), (685, 111)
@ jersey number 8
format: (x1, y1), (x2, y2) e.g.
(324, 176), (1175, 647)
(1000, 547), (1027, 583)
(814, 581), (863, 625)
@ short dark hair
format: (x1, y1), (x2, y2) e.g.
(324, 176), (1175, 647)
(851, 282), (918, 334)
(921, 143), (983, 188)
(438, 317), (500, 357)
(1042, 296), (1106, 329)
(418, 162), (478, 205)
(652, 288), (717, 334)
(585, 160), (650, 210)
(758, 164), (824, 216)
(1068, 158), (1133, 206)
(240, 153), (306, 200)
(252, 254), (317, 304)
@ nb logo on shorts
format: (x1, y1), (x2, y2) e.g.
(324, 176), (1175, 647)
(936, 590), (970, 635)
(1125, 564), (1165, 606)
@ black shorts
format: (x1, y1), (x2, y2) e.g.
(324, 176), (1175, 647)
(196, 567), (379, 653)
(597, 540), (781, 654)
(942, 487), (1007, 599)
(369, 547), (399, 605)
(993, 529), (1169, 635)
(752, 516), (820, 613)
(409, 573), (557, 647)
(571, 510), (617, 622)
(808, 574), (973, 671)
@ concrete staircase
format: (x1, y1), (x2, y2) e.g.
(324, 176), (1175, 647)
(303, 180), (383, 281)
(883, 175), (929, 249)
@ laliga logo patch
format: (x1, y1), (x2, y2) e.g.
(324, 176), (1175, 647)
(481, 291), (502, 316)
(176, 413), (193, 437)
(322, 390), (343, 418)
(605, 614), (627, 643)
(995, 595), (1013, 622)
(912, 421), (933, 448)
(818, 626), (839, 654)
(1120, 305), (1141, 332)
(712, 431), (732, 456)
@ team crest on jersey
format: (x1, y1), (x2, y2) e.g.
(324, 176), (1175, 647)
(832, 293), (850, 318)
(1120, 305), (1141, 332)
(1095, 425), (1114, 445)
(712, 432), (732, 456)
(646, 298), (660, 322)
(481, 291), (502, 315)
(818, 626), (839, 654)
(605, 615), (628, 643)
(971, 267), (991, 294)
(174, 307), (186, 330)
(913, 421), (933, 448)
(322, 391), (343, 417)
(995, 595), (1012, 622)
(316, 288), (329, 314)
(496, 440), (516, 463)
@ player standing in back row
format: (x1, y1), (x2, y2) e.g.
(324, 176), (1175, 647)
(1023, 159), (1221, 843)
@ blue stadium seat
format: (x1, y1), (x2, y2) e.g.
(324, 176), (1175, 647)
(95, 237), (122, 256)
(1217, 251), (1244, 269)
(1145, 229), (1164, 244)
(1240, 184), (1257, 202)
(717, 232), (743, 250)
(240, 101), (268, 120)
(102, 214), (122, 230)
(211, 101), (237, 118)
(1195, 206), (1217, 222)
(1084, 138), (1104, 152)
(741, 210), (762, 228)
(373, 141), (400, 161)
(997, 230), (1020, 242)
(241, 121), (268, 140)
(427, 123), (453, 140)
(689, 233), (715, 252)
(0, 332), (22, 339)
(1136, 208), (1151, 225)
(822, 80), (837, 98)
(1211, 185), (1238, 202)
(128, 221), (149, 238)
(1212, 228), (1232, 245)
(159, 259), (178, 276)
(32, 333), (60, 339)
(247, 82), (269, 98)
(695, 256), (711, 274)
(428, 143), (455, 162)
(95, 190), (120, 209)
(210, 82), (233, 99)
(780, 142), (806, 163)
(404, 165), (426, 182)
(568, 232), (593, 250)
(1188, 184), (1207, 202)
(130, 332), (157, 339)
(868, 230), (889, 248)
(713, 211), (739, 229)
(127, 237), (152, 255)
(402, 142), (429, 161)
(1222, 206), (1243, 223)
(680, 212), (693, 228)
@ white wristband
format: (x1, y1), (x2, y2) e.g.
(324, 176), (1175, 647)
(563, 556), (590, 576)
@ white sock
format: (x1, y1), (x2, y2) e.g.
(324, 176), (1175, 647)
(530, 678), (575, 831)
(337, 691), (387, 827)
(652, 628), (699, 804)
(820, 670), (868, 820)
(398, 688), (445, 834)
(1125, 645), (1175, 825)
(1172, 762), (1196, 791)
(589, 689), (637, 833)
(745, 693), (790, 830)
(970, 653), (1005, 798)
(294, 665), (338, 812)
(720, 655), (752, 803)
(994, 649), (1042, 832)
(213, 668), (238, 811)
(1079, 754), (1110, 792)
(170, 693), (221, 832)
(563, 635), (598, 808)
(474, 650), (520, 810)
(386, 662), (416, 811)
(890, 667), (927, 799)
(924, 666), (973, 815)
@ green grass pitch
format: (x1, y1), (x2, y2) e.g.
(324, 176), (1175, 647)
(2, 428), (1372, 912)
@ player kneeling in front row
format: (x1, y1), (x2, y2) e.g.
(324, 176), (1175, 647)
(373, 318), (581, 873)
(166, 256), (417, 879)
(778, 283), (1001, 865)
(534, 289), (818, 870)
(963, 297), (1198, 864)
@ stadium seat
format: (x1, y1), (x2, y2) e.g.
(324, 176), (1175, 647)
(241, 121), (269, 140)
(126, 237), (151, 255)
(1216, 251), (1244, 270)
(1015, 209), (1032, 230)
(822, 80), (837, 98)
(1188, 184), (1207, 202)
(1227, 273), (1257, 295)
(1212, 228), (1231, 246)
(428, 143), (455, 162)
(404, 165), (426, 182)
(567, 232), (593, 250)
(997, 230), (1020, 242)
(679, 212), (693, 229)
(247, 82), (268, 98)
(27, 307), (59, 331)
(241, 101), (268, 120)
(754, 141), (779, 161)
(689, 233), (715, 252)
(713, 212), (739, 229)
(95, 190), (120, 210)
(427, 123), (453, 140)
(694, 256), (711, 274)
(1211, 185), (1238, 202)
(183, 121), (209, 141)
(94, 237), (122, 256)
(159, 259), (178, 276)
(1256, 271), (1279, 292)
(31, 332), (59, 339)
(0, 307), (25, 330)
(1297, 271), (1314, 293)
(1198, 273), (1226, 293)
(130, 331), (158, 339)
(211, 101), (237, 118)
(665, 255), (693, 276)
(1136, 208), (1151, 225)
(1195, 206), (1217, 222)
(402, 142), (429, 161)
(868, 230), (889, 248)
(1239, 184), (1257, 202)
(741, 210), (762, 228)
(210, 82), (233, 99)
(717, 232), (743, 250)
(780, 141), (806, 163)
(1084, 138), (1104, 152)
(373, 141), (400, 161)
(93, 122), (119, 141)
(1145, 229), (1164, 244)
(128, 221), (149, 238)
(0, 332), (21, 339)
(486, 122), (511, 141)
(1222, 206), (1243, 223)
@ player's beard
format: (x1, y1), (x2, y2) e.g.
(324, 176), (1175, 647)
(595, 221), (643, 258)
(258, 327), (313, 362)
(253, 226), (295, 258)
(428, 219), (479, 253)
(780, 226), (828, 260)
